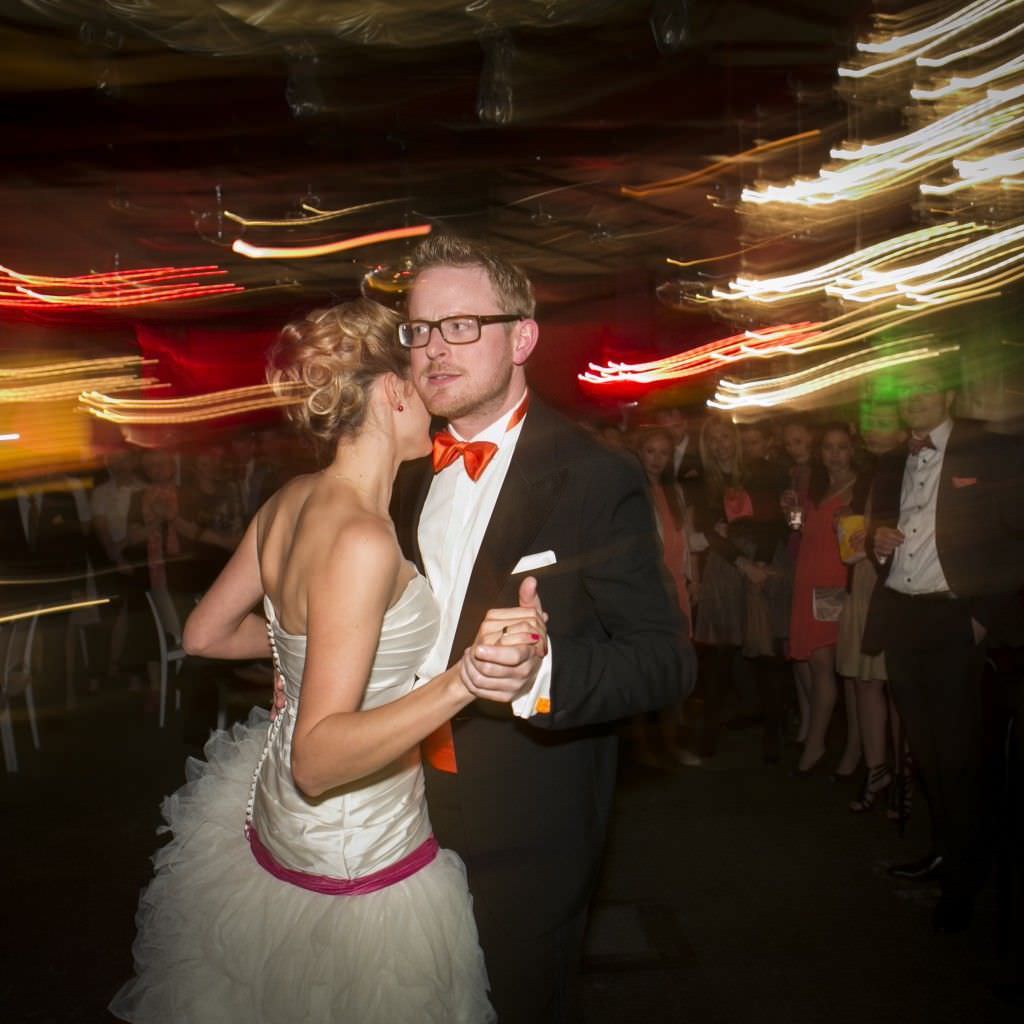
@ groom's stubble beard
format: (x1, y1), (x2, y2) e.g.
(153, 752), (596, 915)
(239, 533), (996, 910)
(418, 355), (516, 426)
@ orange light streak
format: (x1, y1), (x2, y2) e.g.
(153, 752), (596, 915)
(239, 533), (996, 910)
(79, 382), (304, 425)
(232, 224), (432, 259)
(621, 130), (821, 198)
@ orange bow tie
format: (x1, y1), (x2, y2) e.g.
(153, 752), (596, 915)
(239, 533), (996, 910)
(431, 433), (498, 481)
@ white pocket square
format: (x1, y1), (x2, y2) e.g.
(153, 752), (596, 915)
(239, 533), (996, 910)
(512, 550), (557, 574)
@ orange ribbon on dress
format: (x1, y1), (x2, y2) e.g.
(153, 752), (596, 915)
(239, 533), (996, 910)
(423, 392), (530, 773)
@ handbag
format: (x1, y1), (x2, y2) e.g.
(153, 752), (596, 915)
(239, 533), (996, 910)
(812, 586), (846, 623)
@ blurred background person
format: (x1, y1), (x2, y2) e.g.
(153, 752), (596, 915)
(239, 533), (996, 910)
(789, 423), (860, 777)
(781, 416), (817, 747)
(177, 442), (245, 592)
(631, 427), (699, 767)
(654, 404), (703, 500)
(736, 419), (792, 763)
(864, 359), (1024, 932)
(836, 402), (908, 815)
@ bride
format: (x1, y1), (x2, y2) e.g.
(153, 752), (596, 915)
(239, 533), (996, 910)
(110, 298), (545, 1023)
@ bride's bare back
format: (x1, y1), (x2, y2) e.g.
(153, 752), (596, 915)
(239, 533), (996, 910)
(256, 472), (415, 639)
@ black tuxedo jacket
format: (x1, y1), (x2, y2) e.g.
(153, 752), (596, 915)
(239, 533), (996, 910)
(392, 397), (693, 906)
(864, 419), (1024, 649)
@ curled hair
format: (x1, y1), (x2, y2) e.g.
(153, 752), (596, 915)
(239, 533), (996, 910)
(409, 233), (536, 318)
(267, 298), (406, 457)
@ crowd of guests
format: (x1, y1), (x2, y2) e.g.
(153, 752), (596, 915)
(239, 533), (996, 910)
(590, 401), (907, 798)
(590, 358), (1024, 941)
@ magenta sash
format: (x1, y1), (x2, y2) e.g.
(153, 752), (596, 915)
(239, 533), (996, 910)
(247, 827), (439, 895)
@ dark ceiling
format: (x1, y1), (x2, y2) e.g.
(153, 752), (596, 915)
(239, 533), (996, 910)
(0, 0), (870, 408)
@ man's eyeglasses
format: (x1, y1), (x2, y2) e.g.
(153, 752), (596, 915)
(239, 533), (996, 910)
(397, 314), (523, 349)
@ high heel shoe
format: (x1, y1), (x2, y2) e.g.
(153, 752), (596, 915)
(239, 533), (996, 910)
(886, 755), (914, 823)
(849, 764), (891, 812)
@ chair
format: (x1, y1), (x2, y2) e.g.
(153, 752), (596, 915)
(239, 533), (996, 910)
(144, 590), (187, 728)
(1, 612), (42, 773)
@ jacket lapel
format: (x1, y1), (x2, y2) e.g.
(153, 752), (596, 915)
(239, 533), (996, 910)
(395, 456), (433, 573)
(445, 399), (567, 668)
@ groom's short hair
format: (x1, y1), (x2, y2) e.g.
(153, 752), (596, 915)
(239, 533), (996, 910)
(409, 233), (536, 319)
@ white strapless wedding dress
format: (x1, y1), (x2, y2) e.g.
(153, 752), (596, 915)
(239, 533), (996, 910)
(111, 575), (494, 1023)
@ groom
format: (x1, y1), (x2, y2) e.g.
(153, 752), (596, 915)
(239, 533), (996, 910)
(392, 234), (695, 1022)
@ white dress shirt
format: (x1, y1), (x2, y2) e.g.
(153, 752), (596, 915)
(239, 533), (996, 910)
(888, 417), (953, 595)
(417, 392), (553, 718)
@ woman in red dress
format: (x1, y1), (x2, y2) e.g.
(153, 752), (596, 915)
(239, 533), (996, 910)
(789, 423), (858, 774)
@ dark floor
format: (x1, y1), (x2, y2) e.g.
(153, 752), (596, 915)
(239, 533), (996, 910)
(2, 682), (1021, 1024)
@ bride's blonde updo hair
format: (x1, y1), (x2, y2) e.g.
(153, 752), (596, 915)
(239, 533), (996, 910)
(267, 298), (407, 456)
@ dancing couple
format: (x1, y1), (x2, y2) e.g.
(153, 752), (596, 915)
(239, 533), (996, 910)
(112, 235), (694, 1023)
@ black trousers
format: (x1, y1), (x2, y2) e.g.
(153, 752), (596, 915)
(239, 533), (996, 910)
(882, 591), (990, 897)
(424, 764), (587, 1024)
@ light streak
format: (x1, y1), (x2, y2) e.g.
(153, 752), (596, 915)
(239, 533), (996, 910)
(578, 323), (825, 386)
(621, 131), (821, 198)
(0, 433), (20, 441)
(911, 52), (1024, 100)
(0, 356), (148, 381)
(741, 84), (1024, 207)
(224, 197), (405, 228)
(79, 382), (304, 425)
(921, 146), (1024, 195)
(827, 222), (1024, 304)
(0, 597), (110, 626)
(838, 0), (1024, 78)
(0, 356), (157, 404)
(0, 263), (242, 309)
(232, 224), (432, 259)
(699, 222), (982, 305)
(708, 344), (960, 410)
(1, 375), (162, 403)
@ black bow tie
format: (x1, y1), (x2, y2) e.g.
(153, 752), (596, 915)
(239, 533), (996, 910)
(907, 434), (936, 456)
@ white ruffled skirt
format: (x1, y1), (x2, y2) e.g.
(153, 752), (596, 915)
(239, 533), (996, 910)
(110, 709), (494, 1023)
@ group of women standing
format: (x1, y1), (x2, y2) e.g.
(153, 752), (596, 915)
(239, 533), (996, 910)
(629, 403), (911, 817)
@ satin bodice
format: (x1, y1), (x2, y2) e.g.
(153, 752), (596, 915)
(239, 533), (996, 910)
(249, 574), (440, 879)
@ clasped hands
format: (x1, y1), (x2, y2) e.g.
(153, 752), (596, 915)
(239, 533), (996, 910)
(458, 576), (548, 703)
(269, 575), (549, 717)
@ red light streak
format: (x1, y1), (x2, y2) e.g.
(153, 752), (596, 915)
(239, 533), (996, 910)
(0, 263), (243, 310)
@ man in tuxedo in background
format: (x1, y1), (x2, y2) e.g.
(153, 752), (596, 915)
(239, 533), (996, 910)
(864, 358), (1024, 933)
(654, 403), (702, 498)
(392, 234), (693, 1022)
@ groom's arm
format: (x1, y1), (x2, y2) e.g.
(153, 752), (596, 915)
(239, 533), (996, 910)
(534, 453), (694, 731)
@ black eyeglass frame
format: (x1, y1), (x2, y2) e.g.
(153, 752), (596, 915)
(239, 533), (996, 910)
(397, 313), (524, 348)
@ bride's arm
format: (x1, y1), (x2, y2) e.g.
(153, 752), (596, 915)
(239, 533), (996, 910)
(182, 517), (271, 661)
(290, 519), (474, 798)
